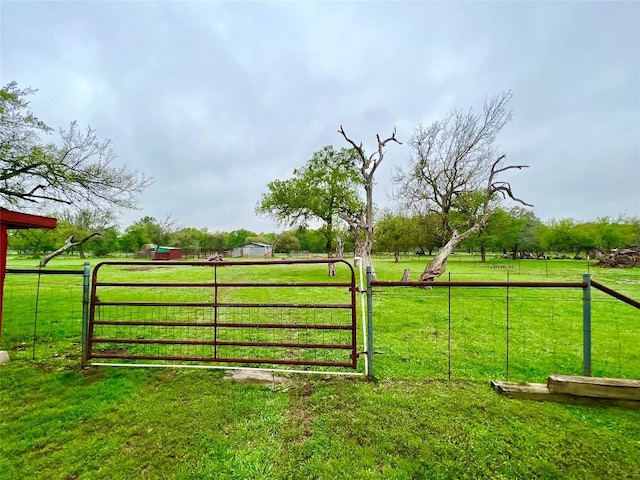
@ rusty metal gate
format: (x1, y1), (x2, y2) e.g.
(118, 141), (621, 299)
(86, 259), (359, 370)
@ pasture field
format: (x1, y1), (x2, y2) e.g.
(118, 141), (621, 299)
(1, 254), (639, 479)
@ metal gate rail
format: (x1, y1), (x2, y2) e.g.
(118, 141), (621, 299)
(87, 259), (358, 369)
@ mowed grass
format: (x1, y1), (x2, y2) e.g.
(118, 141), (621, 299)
(1, 254), (639, 479)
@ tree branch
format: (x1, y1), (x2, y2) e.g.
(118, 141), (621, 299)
(487, 157), (533, 207)
(39, 232), (102, 267)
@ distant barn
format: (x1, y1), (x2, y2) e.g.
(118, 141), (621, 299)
(153, 246), (182, 260)
(226, 242), (273, 258)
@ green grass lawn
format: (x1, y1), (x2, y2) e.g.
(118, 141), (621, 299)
(1, 254), (639, 479)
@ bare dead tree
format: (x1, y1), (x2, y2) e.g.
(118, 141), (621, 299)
(338, 125), (401, 279)
(394, 92), (532, 281)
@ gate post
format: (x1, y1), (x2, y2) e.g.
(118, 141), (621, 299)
(582, 274), (592, 377)
(81, 262), (90, 367)
(365, 266), (375, 380)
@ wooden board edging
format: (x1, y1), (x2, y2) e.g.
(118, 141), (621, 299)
(548, 375), (640, 401)
(491, 380), (640, 410)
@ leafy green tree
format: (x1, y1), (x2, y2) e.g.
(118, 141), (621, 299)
(414, 213), (446, 256)
(293, 227), (326, 253)
(119, 216), (176, 252)
(374, 212), (414, 262)
(92, 227), (120, 256)
(273, 232), (300, 253)
(170, 227), (204, 257)
(201, 231), (227, 253)
(517, 211), (545, 255)
(627, 217), (640, 246)
(1, 81), (151, 210)
(541, 219), (576, 255)
(245, 235), (272, 245)
(569, 222), (600, 257)
(481, 207), (542, 258)
(257, 146), (363, 258)
(120, 223), (150, 253)
(594, 217), (638, 250)
(8, 228), (57, 255)
(50, 219), (91, 257)
(564, 218), (638, 257)
(53, 207), (119, 257)
(226, 229), (256, 249)
(459, 208), (503, 261)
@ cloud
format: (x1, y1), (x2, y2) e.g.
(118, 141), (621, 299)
(1, 1), (638, 231)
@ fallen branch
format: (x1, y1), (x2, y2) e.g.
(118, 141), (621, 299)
(39, 232), (102, 267)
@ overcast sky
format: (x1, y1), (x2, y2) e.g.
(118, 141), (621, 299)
(2, 1), (639, 233)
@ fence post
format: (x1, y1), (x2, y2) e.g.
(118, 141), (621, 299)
(365, 266), (375, 380)
(582, 273), (592, 377)
(448, 272), (451, 381)
(81, 262), (90, 367)
(506, 271), (510, 381)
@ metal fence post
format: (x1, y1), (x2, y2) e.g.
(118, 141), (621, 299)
(506, 271), (510, 381)
(365, 266), (375, 380)
(582, 273), (592, 377)
(81, 262), (90, 367)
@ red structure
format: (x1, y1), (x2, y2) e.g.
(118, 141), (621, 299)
(153, 246), (182, 260)
(0, 208), (57, 335)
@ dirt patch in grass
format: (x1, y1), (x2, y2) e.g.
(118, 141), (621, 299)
(80, 366), (105, 384)
(284, 381), (316, 445)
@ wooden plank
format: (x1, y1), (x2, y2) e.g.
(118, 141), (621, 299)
(491, 380), (573, 403)
(491, 380), (640, 409)
(548, 375), (640, 401)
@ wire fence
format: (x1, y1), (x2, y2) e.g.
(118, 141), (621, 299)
(2, 270), (86, 362)
(369, 274), (640, 382)
(590, 290), (640, 379)
(2, 264), (638, 383)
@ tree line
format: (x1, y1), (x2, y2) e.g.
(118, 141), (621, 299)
(375, 209), (639, 262)
(8, 208), (638, 260)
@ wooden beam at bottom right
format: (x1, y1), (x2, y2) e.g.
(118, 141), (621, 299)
(548, 375), (640, 401)
(491, 380), (640, 410)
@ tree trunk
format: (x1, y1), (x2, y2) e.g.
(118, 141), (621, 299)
(335, 237), (344, 259)
(39, 233), (101, 267)
(394, 250), (399, 263)
(401, 269), (410, 281)
(419, 244), (452, 282)
(328, 237), (344, 277)
(480, 245), (486, 263)
(328, 251), (336, 277)
(355, 236), (376, 279)
(328, 260), (336, 277)
(419, 229), (474, 281)
(326, 218), (334, 276)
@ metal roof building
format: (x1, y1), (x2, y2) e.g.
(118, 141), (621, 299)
(226, 242), (273, 258)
